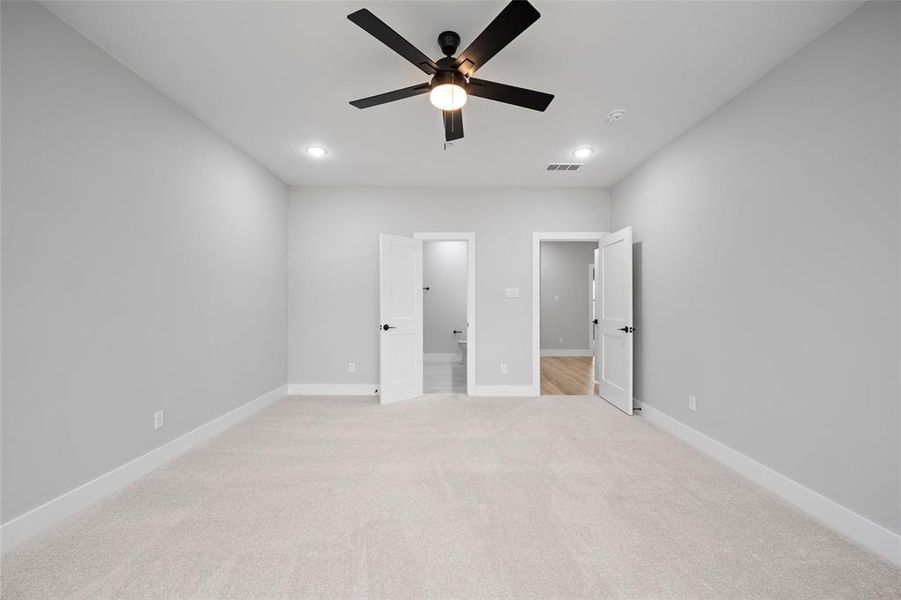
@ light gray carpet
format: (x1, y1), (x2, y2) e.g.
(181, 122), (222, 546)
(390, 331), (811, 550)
(2, 395), (899, 599)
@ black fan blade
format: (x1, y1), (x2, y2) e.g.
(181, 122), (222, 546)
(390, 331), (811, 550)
(348, 9), (439, 75)
(350, 83), (430, 109)
(454, 0), (540, 76)
(443, 109), (464, 141)
(467, 78), (554, 111)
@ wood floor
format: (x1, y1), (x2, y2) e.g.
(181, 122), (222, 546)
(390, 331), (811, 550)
(540, 356), (595, 395)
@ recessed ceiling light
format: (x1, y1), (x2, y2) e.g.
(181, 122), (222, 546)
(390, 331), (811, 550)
(572, 147), (594, 159)
(306, 146), (327, 158)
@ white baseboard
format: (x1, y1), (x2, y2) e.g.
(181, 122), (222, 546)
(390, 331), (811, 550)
(289, 383), (536, 398)
(0, 384), (287, 553)
(287, 383), (378, 396)
(471, 384), (539, 397)
(638, 401), (901, 566)
(540, 349), (593, 357)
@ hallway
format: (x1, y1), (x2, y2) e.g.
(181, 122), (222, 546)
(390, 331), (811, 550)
(540, 356), (594, 395)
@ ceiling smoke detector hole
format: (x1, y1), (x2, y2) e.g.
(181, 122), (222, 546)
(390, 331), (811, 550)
(607, 109), (627, 124)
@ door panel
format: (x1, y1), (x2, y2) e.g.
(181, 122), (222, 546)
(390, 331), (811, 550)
(598, 227), (634, 414)
(379, 234), (423, 404)
(593, 248), (600, 385)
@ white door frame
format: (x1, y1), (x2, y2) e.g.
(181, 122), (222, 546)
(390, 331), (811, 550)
(593, 248), (601, 386)
(414, 232), (476, 396)
(532, 232), (608, 395)
(588, 262), (597, 355)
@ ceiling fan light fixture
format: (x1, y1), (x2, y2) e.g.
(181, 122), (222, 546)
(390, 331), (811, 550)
(429, 83), (467, 111)
(347, 1), (553, 140)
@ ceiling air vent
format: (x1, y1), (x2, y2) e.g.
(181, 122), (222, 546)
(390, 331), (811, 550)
(546, 163), (583, 171)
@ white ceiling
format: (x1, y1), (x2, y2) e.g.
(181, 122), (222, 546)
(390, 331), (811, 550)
(43, 1), (860, 188)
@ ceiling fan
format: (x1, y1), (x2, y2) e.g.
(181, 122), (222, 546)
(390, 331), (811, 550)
(348, 0), (554, 142)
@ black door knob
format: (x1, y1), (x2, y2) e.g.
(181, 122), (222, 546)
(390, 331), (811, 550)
(618, 326), (635, 333)
(593, 319), (599, 325)
(382, 324), (396, 331)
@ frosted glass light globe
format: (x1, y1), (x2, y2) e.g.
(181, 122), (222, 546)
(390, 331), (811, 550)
(429, 84), (467, 111)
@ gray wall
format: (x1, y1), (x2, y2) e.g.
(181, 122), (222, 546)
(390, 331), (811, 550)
(540, 242), (597, 351)
(288, 187), (610, 387)
(611, 1), (900, 533)
(1, 2), (288, 523)
(423, 241), (467, 354)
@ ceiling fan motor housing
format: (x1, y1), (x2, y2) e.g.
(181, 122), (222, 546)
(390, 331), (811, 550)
(430, 69), (466, 90)
(438, 30), (461, 56)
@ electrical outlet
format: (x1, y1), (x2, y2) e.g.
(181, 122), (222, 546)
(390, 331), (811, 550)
(688, 395), (697, 412)
(553, 294), (560, 302)
(154, 410), (165, 430)
(558, 337), (564, 344)
(500, 363), (508, 375)
(347, 362), (356, 373)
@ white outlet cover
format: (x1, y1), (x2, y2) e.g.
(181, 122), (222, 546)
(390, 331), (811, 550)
(688, 395), (697, 412)
(348, 362), (356, 373)
(154, 410), (165, 430)
(505, 287), (520, 299)
(500, 363), (508, 374)
(558, 337), (564, 344)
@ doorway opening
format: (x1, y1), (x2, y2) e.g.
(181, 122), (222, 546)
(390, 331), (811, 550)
(538, 240), (599, 395)
(422, 240), (467, 393)
(415, 232), (476, 396)
(379, 232), (475, 404)
(531, 230), (634, 413)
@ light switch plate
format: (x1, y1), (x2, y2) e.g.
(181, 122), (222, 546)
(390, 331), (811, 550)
(154, 410), (165, 430)
(688, 395), (697, 412)
(505, 287), (520, 299)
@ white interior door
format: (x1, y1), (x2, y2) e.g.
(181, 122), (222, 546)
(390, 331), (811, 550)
(592, 248), (601, 386)
(598, 227), (634, 414)
(379, 234), (423, 404)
